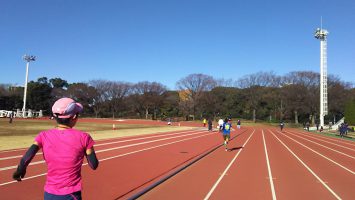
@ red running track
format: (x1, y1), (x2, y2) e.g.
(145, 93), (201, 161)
(138, 127), (355, 200)
(1, 126), (354, 199)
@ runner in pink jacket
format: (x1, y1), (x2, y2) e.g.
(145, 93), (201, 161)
(13, 97), (99, 200)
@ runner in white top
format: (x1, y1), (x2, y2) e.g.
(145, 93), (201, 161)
(218, 118), (224, 132)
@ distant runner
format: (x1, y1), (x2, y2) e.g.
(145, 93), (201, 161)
(237, 119), (241, 129)
(280, 121), (284, 132)
(218, 118), (224, 132)
(222, 118), (232, 151)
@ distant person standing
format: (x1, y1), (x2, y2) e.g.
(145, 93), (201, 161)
(316, 121), (319, 131)
(237, 119), (241, 129)
(9, 111), (14, 123)
(345, 122), (349, 135)
(222, 118), (232, 151)
(339, 123), (345, 137)
(306, 121), (310, 131)
(208, 118), (213, 131)
(203, 118), (207, 127)
(12, 97), (99, 200)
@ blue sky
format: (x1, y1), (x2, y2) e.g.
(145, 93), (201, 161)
(1, 0), (354, 90)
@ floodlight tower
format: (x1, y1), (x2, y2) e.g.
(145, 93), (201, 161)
(22, 55), (36, 118)
(314, 27), (328, 127)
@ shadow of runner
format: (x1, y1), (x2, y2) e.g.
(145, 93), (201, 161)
(228, 146), (243, 151)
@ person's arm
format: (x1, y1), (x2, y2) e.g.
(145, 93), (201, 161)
(13, 142), (40, 181)
(86, 147), (99, 170)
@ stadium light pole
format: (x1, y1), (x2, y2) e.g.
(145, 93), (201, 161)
(314, 27), (328, 127)
(22, 55), (36, 118)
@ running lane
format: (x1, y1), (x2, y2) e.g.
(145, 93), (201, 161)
(138, 128), (257, 199)
(269, 128), (355, 199)
(0, 129), (223, 199)
(265, 129), (334, 200)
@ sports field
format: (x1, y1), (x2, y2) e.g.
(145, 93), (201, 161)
(1, 118), (354, 199)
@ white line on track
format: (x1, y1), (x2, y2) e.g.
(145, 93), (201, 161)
(0, 148), (28, 154)
(299, 130), (355, 147)
(269, 130), (342, 200)
(0, 130), (209, 171)
(285, 131), (355, 159)
(286, 130), (355, 152)
(276, 130), (355, 175)
(0, 129), (200, 160)
(204, 129), (255, 200)
(262, 130), (277, 200)
(0, 132), (214, 186)
(0, 128), (200, 154)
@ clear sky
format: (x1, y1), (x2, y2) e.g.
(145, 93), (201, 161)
(1, 0), (354, 90)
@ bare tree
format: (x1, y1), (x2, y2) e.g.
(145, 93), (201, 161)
(66, 83), (97, 116)
(176, 73), (216, 118)
(89, 80), (111, 118)
(236, 71), (281, 88)
(236, 72), (281, 122)
(133, 81), (167, 119)
(284, 71), (319, 124)
(107, 81), (132, 119)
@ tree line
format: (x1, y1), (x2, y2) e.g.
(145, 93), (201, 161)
(0, 71), (354, 125)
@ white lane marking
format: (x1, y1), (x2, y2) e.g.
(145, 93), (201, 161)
(204, 129), (255, 200)
(0, 130), (207, 171)
(95, 129), (198, 147)
(0, 148), (28, 154)
(286, 130), (355, 152)
(0, 132), (215, 186)
(0, 129), (199, 160)
(262, 130), (277, 200)
(285, 131), (355, 159)
(299, 130), (355, 147)
(95, 131), (208, 153)
(276, 130), (355, 175)
(269, 130), (341, 200)
(98, 132), (214, 162)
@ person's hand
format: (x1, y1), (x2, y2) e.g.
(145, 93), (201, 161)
(12, 165), (26, 181)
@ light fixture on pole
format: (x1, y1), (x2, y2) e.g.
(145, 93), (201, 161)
(22, 54), (36, 118)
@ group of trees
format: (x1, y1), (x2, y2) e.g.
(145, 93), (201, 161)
(0, 71), (354, 125)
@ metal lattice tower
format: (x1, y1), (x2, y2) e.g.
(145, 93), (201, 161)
(314, 28), (328, 127)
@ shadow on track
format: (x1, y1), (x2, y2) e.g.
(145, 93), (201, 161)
(228, 146), (243, 151)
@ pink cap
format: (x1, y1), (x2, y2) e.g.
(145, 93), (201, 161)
(52, 98), (83, 118)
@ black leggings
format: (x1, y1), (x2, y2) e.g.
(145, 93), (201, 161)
(44, 191), (82, 200)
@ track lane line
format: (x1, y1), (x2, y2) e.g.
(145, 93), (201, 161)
(286, 130), (355, 152)
(268, 129), (341, 200)
(0, 132), (214, 186)
(297, 130), (355, 146)
(0, 129), (200, 160)
(284, 130), (355, 159)
(203, 129), (255, 200)
(275, 130), (355, 174)
(0, 130), (208, 171)
(262, 130), (277, 200)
